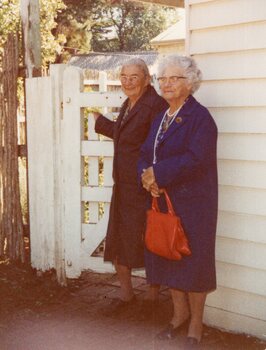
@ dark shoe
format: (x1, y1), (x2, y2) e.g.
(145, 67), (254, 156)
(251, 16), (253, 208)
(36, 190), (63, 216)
(156, 319), (189, 340)
(104, 295), (137, 316)
(184, 337), (200, 349)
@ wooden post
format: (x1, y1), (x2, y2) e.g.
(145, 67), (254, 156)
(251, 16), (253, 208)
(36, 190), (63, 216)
(0, 35), (25, 261)
(20, 0), (42, 264)
(26, 75), (56, 270)
(62, 66), (83, 278)
(20, 0), (42, 78)
(50, 64), (67, 286)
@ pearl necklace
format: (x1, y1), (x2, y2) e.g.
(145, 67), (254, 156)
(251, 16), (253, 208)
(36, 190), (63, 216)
(166, 106), (181, 118)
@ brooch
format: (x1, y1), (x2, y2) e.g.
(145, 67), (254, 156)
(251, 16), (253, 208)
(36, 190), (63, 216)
(175, 117), (182, 123)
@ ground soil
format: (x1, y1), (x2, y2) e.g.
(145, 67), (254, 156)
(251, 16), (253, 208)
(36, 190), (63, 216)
(0, 260), (265, 350)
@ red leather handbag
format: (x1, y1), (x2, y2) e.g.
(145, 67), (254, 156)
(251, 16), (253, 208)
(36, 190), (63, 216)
(145, 189), (191, 260)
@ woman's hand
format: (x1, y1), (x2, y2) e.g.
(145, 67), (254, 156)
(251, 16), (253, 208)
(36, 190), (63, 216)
(92, 112), (101, 121)
(150, 182), (163, 197)
(141, 167), (155, 190)
(141, 167), (163, 197)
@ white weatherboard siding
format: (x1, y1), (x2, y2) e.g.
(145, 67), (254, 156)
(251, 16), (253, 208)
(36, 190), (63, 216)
(187, 0), (266, 339)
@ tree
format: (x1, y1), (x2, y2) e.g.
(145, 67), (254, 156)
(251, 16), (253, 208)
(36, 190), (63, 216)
(0, 0), (20, 61)
(91, 1), (176, 52)
(51, 0), (102, 62)
(39, 0), (66, 67)
(53, 0), (178, 61)
(0, 0), (65, 69)
(1, 0), (178, 67)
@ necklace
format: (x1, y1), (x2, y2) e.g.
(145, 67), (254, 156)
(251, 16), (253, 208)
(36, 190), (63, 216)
(164, 97), (190, 129)
(163, 105), (183, 132)
(166, 106), (181, 118)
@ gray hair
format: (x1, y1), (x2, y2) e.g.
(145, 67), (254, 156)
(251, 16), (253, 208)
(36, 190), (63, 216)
(157, 55), (202, 94)
(121, 58), (150, 77)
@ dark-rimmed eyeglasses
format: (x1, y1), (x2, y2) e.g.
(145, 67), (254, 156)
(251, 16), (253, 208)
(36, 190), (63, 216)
(157, 76), (186, 85)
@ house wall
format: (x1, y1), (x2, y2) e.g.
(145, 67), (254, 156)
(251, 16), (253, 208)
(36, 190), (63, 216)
(135, 0), (184, 7)
(186, 0), (266, 339)
(151, 40), (185, 54)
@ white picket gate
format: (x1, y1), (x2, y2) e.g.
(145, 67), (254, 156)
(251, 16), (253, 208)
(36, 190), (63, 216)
(26, 64), (126, 283)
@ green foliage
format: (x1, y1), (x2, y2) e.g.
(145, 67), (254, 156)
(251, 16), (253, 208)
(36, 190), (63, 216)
(54, 0), (178, 59)
(52, 0), (103, 62)
(91, 1), (173, 52)
(0, 0), (178, 66)
(0, 0), (65, 68)
(39, 0), (66, 67)
(0, 0), (20, 58)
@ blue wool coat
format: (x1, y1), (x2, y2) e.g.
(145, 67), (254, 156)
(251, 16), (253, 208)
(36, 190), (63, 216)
(138, 95), (218, 292)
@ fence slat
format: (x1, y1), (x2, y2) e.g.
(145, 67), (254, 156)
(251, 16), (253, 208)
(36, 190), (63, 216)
(103, 158), (114, 187)
(81, 209), (109, 256)
(82, 186), (112, 202)
(87, 114), (98, 141)
(26, 77), (55, 270)
(82, 140), (114, 157)
(62, 66), (83, 278)
(79, 91), (125, 108)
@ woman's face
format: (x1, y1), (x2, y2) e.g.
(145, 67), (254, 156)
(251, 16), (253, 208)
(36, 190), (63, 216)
(158, 65), (191, 104)
(120, 65), (150, 101)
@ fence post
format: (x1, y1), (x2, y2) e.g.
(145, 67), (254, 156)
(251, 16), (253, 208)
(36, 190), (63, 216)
(50, 64), (67, 285)
(26, 75), (55, 270)
(62, 66), (83, 278)
(20, 0), (42, 77)
(99, 71), (108, 114)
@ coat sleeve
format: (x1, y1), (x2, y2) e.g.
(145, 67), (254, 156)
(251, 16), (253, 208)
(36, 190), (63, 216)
(153, 115), (217, 188)
(137, 135), (152, 188)
(95, 114), (115, 139)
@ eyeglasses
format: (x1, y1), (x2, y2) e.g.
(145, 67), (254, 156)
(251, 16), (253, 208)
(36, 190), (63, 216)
(157, 76), (186, 85)
(120, 75), (141, 84)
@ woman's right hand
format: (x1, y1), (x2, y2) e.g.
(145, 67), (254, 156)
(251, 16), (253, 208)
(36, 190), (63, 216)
(92, 112), (101, 121)
(141, 167), (155, 190)
(150, 182), (162, 197)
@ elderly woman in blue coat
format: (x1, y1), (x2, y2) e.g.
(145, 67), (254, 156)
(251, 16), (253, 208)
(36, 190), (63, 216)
(139, 55), (218, 348)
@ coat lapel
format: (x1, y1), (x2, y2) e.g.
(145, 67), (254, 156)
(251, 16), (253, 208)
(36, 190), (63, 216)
(114, 97), (145, 148)
(158, 95), (198, 144)
(116, 100), (129, 129)
(119, 102), (141, 130)
(117, 85), (158, 131)
(113, 100), (129, 147)
(160, 111), (189, 143)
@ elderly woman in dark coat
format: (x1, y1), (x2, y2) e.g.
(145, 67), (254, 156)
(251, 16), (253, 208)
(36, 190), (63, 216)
(93, 58), (168, 313)
(139, 55), (218, 348)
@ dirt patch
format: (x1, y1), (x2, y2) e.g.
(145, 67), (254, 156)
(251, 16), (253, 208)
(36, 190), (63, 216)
(0, 260), (265, 350)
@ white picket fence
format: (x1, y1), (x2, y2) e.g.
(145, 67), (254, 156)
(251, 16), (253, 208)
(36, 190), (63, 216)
(26, 64), (125, 284)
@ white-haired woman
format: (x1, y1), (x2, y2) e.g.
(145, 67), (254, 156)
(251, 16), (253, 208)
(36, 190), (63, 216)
(94, 58), (168, 315)
(139, 55), (218, 348)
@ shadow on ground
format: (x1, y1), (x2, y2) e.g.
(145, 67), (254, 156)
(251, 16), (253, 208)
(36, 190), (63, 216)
(0, 261), (265, 350)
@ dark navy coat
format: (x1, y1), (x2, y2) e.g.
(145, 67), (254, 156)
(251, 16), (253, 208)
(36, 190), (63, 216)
(95, 85), (168, 268)
(138, 95), (218, 292)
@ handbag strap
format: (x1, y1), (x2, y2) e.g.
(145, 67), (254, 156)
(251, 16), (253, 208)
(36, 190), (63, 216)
(151, 189), (175, 216)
